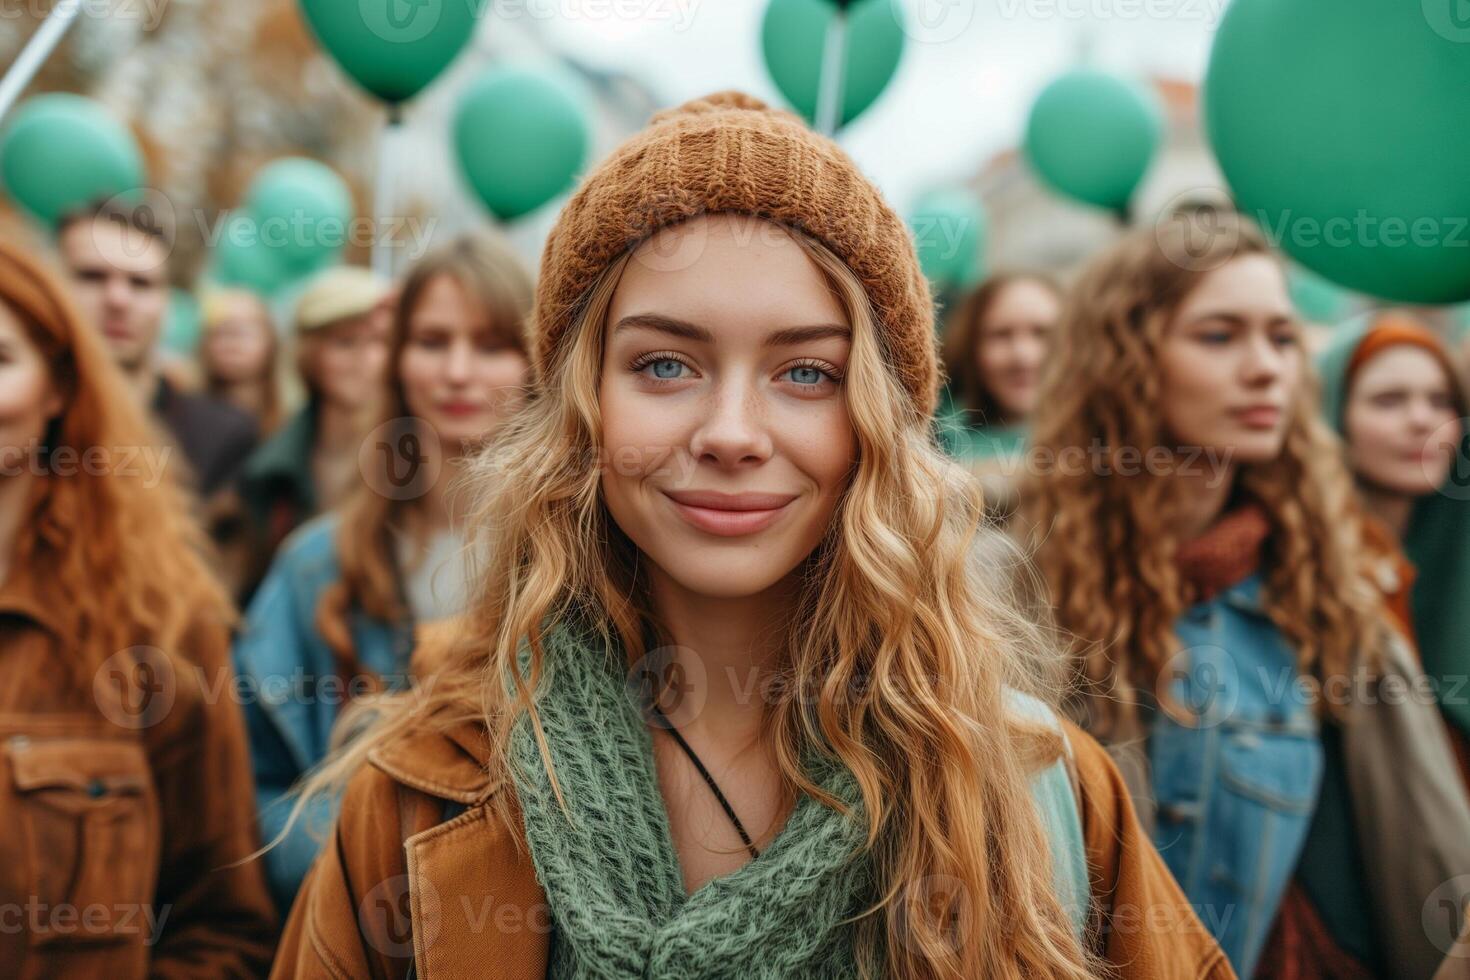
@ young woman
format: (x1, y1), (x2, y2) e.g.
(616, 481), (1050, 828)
(270, 92), (1230, 979)
(938, 271), (1062, 460)
(201, 287), (283, 436)
(237, 266), (390, 589)
(937, 272), (1062, 519)
(1023, 214), (1470, 979)
(1317, 311), (1470, 786)
(0, 232), (276, 973)
(235, 232), (533, 913)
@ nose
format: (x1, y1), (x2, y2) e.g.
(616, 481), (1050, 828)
(688, 377), (773, 468)
(444, 337), (473, 385)
(1408, 395), (1448, 433)
(1239, 330), (1286, 386)
(103, 273), (132, 312)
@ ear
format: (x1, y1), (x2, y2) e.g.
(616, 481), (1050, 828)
(41, 378), (66, 422)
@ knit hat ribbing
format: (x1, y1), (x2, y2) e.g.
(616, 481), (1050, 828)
(531, 90), (939, 416)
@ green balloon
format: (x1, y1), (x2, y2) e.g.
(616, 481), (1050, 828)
(1205, 0), (1470, 304)
(0, 94), (144, 227)
(453, 67), (590, 222)
(1288, 265), (1354, 324)
(297, 0), (487, 104)
(760, 0), (904, 129)
(1024, 71), (1162, 213)
(162, 289), (202, 356)
(910, 188), (987, 290)
(244, 158), (354, 276)
(210, 212), (293, 295)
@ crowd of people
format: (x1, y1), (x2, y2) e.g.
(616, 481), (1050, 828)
(3, 89), (1469, 979)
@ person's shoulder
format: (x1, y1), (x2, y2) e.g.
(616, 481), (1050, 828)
(274, 513), (343, 568)
(175, 388), (258, 440)
(365, 714), (499, 805)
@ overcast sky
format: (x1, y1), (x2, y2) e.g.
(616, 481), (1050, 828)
(537, 0), (1220, 209)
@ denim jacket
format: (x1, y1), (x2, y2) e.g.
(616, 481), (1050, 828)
(1148, 573), (1324, 978)
(232, 515), (414, 914)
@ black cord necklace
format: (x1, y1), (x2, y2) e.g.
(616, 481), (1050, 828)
(649, 702), (761, 860)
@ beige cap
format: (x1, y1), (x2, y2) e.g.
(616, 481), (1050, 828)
(294, 266), (389, 335)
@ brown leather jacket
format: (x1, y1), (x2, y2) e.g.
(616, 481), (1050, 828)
(0, 573), (277, 978)
(272, 714), (1235, 979)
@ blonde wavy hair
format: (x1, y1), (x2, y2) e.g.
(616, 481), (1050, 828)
(1021, 212), (1386, 740)
(295, 222), (1099, 979)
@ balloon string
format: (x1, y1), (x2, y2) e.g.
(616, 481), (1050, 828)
(814, 12), (848, 137)
(372, 111), (399, 280)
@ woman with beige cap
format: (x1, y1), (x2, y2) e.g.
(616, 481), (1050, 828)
(236, 265), (392, 590)
(269, 93), (1230, 979)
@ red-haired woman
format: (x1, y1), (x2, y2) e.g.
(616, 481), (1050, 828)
(0, 229), (276, 974)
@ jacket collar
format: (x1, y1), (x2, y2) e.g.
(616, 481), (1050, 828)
(368, 716), (501, 805)
(0, 568), (62, 636)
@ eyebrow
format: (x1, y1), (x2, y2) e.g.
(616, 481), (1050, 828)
(613, 313), (850, 347)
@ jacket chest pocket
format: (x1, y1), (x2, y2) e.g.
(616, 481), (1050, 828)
(6, 735), (161, 946)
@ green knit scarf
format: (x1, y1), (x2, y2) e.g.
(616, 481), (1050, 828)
(506, 629), (876, 979)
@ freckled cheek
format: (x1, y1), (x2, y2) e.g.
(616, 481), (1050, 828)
(599, 382), (691, 482)
(772, 401), (855, 494)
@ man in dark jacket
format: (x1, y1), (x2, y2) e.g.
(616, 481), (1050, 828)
(57, 199), (256, 496)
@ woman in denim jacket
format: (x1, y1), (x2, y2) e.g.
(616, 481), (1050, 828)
(1022, 213), (1470, 979)
(234, 233), (533, 914)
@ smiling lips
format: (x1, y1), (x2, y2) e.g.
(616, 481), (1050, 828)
(662, 489), (798, 537)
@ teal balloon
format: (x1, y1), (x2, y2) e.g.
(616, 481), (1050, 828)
(1024, 71), (1162, 212)
(1205, 0), (1470, 304)
(297, 0), (487, 104)
(1288, 266), (1354, 324)
(210, 212), (292, 295)
(244, 158), (354, 275)
(760, 0), (904, 128)
(162, 289), (202, 356)
(453, 67), (590, 221)
(910, 189), (987, 290)
(0, 94), (144, 227)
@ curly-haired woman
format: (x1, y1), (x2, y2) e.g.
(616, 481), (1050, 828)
(269, 93), (1231, 980)
(1024, 212), (1470, 979)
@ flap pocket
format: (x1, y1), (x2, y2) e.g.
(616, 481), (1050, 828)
(9, 737), (150, 801)
(6, 735), (159, 946)
(1219, 726), (1322, 813)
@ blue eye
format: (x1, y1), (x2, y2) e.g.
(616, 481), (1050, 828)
(648, 358), (685, 379)
(788, 365), (825, 385)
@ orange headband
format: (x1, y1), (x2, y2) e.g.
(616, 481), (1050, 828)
(1346, 314), (1455, 384)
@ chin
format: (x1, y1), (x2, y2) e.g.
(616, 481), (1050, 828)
(1218, 431), (1289, 466)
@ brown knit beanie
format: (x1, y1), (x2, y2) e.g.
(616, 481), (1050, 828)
(531, 90), (939, 416)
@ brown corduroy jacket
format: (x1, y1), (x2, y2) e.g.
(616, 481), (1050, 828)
(0, 572), (278, 978)
(272, 713), (1235, 979)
